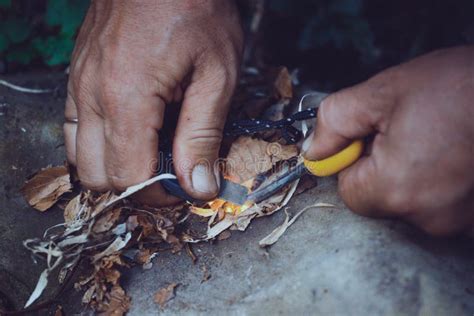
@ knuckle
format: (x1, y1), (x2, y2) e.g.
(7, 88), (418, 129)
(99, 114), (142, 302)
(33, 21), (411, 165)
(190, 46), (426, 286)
(367, 71), (397, 97)
(151, 76), (175, 104)
(107, 167), (151, 192)
(185, 126), (223, 153)
(220, 45), (241, 75)
(99, 73), (161, 120)
(100, 83), (141, 121)
(105, 133), (141, 168)
(208, 64), (234, 89)
(317, 98), (330, 121)
(365, 67), (400, 111)
(72, 75), (96, 108)
(196, 54), (238, 91)
(96, 31), (119, 53)
(100, 78), (127, 109)
(319, 94), (338, 117)
(78, 175), (109, 192)
(108, 174), (131, 192)
(317, 97), (337, 132)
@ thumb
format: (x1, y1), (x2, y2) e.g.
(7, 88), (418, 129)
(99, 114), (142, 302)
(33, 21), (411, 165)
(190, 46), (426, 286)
(173, 58), (238, 200)
(303, 72), (399, 217)
(303, 76), (395, 161)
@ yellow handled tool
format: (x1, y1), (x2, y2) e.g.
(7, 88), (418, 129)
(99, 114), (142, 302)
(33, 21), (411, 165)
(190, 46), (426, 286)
(303, 139), (364, 176)
(247, 140), (364, 203)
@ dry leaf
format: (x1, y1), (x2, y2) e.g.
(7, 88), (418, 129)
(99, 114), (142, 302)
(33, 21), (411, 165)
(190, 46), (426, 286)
(203, 180), (298, 240)
(22, 65), (319, 313)
(224, 136), (298, 183)
(54, 305), (63, 316)
(273, 66), (293, 99)
(154, 283), (178, 308)
(259, 203), (335, 247)
(90, 191), (116, 218)
(185, 243), (197, 263)
(63, 194), (82, 222)
(201, 265), (211, 283)
(135, 248), (152, 265)
(103, 269), (121, 285)
(21, 166), (71, 211)
(93, 233), (131, 262)
(24, 269), (49, 307)
(190, 206), (216, 217)
(99, 285), (131, 316)
(105, 174), (176, 207)
(93, 208), (122, 234)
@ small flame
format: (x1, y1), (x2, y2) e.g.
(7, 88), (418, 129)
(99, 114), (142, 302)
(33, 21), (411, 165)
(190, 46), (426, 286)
(191, 199), (252, 218)
(191, 175), (254, 218)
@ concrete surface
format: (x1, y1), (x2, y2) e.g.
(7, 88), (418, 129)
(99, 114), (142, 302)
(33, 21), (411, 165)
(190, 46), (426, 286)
(1, 73), (473, 315)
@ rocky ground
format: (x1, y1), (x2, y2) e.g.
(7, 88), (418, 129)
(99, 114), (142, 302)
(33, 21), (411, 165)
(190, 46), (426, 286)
(0, 73), (473, 315)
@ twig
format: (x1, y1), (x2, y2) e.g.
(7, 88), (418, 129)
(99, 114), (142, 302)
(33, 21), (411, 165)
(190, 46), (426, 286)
(0, 79), (52, 94)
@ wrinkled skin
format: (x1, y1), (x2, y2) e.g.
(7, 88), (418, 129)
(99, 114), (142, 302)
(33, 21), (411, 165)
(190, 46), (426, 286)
(66, 0), (473, 236)
(303, 46), (474, 236)
(64, 0), (243, 205)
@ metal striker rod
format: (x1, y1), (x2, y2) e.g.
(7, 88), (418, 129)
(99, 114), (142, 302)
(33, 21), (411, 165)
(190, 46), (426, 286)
(247, 163), (308, 203)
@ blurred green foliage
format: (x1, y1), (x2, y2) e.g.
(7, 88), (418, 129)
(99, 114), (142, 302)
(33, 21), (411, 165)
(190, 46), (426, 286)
(0, 0), (472, 81)
(0, 0), (89, 67)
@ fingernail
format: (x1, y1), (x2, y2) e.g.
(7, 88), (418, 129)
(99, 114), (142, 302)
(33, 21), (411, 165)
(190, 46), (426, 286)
(302, 131), (314, 154)
(192, 163), (219, 194)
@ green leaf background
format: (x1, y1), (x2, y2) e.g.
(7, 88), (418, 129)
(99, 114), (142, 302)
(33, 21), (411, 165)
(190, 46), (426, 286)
(0, 0), (89, 66)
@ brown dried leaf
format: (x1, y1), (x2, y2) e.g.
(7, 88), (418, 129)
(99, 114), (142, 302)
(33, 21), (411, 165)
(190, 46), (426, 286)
(137, 215), (155, 238)
(98, 254), (127, 270)
(90, 191), (116, 218)
(93, 208), (122, 234)
(224, 136), (298, 184)
(63, 194), (82, 222)
(154, 283), (178, 308)
(54, 305), (63, 316)
(21, 166), (71, 211)
(103, 269), (121, 285)
(273, 66), (293, 99)
(93, 234), (131, 262)
(135, 248), (152, 265)
(185, 243), (197, 264)
(201, 265), (211, 283)
(99, 285), (131, 316)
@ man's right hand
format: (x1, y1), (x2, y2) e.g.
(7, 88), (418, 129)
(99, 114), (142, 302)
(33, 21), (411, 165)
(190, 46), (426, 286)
(303, 46), (474, 236)
(64, 0), (243, 205)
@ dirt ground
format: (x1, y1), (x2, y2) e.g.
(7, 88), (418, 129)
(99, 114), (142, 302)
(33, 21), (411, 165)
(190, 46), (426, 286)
(1, 73), (473, 315)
